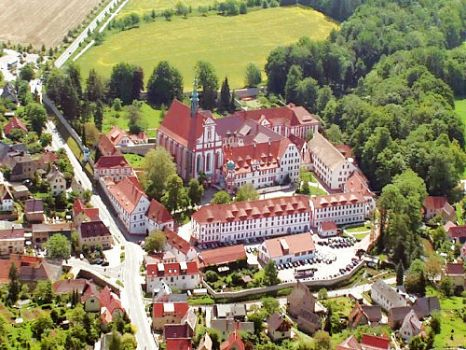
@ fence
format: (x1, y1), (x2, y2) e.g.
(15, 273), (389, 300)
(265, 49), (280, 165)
(202, 260), (365, 301)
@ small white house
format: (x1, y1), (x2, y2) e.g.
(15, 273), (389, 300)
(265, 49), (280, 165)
(259, 232), (315, 265)
(46, 166), (67, 196)
(146, 261), (200, 293)
(317, 221), (337, 237)
(0, 184), (14, 212)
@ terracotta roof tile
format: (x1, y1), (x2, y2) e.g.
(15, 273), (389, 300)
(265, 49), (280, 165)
(146, 261), (199, 277)
(0, 228), (24, 240)
(360, 334), (390, 350)
(165, 229), (194, 255)
(108, 177), (147, 214)
(311, 192), (365, 209)
(445, 263), (464, 275)
(73, 199), (100, 221)
(262, 232), (315, 259)
(166, 339), (192, 350)
(95, 155), (129, 169)
(4, 116), (27, 135)
(80, 221), (111, 238)
(320, 221), (337, 231)
(147, 199), (173, 224)
(97, 134), (120, 156)
(153, 302), (189, 319)
(198, 245), (246, 267)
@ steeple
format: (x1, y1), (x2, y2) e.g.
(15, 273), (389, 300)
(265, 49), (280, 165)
(191, 79), (199, 118)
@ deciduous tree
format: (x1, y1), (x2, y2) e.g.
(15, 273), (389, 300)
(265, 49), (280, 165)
(143, 148), (176, 200)
(195, 61), (218, 110)
(211, 191), (231, 204)
(144, 230), (166, 252)
(146, 61), (183, 107)
(45, 234), (71, 259)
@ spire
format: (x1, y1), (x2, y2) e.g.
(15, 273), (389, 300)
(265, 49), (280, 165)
(191, 79), (199, 117)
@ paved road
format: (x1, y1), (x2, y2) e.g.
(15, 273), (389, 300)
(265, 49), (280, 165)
(46, 120), (156, 350)
(54, 0), (122, 68)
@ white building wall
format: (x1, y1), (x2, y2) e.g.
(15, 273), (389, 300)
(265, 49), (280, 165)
(1, 198), (14, 211)
(311, 202), (365, 227)
(146, 273), (200, 292)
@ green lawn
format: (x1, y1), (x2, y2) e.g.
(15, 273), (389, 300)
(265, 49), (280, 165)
(426, 287), (466, 348)
(124, 153), (145, 168)
(118, 0), (215, 17)
(344, 224), (371, 233)
(78, 6), (338, 88)
(309, 184), (327, 196)
(102, 102), (162, 137)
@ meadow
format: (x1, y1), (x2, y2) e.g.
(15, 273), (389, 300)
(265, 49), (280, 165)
(117, 0), (215, 17)
(77, 6), (338, 88)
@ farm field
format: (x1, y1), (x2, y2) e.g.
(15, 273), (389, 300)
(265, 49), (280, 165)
(118, 0), (215, 17)
(0, 0), (102, 48)
(77, 6), (338, 88)
(455, 98), (466, 128)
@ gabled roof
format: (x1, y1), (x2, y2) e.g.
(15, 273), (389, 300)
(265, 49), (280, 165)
(166, 339), (192, 350)
(153, 302), (189, 319)
(309, 132), (348, 171)
(388, 306), (412, 324)
(311, 192), (365, 209)
(448, 225), (466, 239)
(445, 262), (464, 275)
(320, 221), (337, 231)
(164, 323), (191, 340)
(80, 221), (111, 239)
(97, 134), (120, 156)
(412, 296), (440, 319)
(52, 278), (89, 294)
(344, 170), (374, 197)
(4, 116), (27, 135)
(99, 286), (124, 316)
(0, 183), (13, 201)
(0, 228), (24, 240)
(147, 199), (173, 224)
(267, 313), (291, 332)
(401, 309), (422, 334)
(159, 99), (214, 149)
(220, 328), (245, 350)
(107, 126), (128, 145)
(108, 177), (147, 214)
(198, 245), (246, 267)
(72, 198), (100, 221)
(371, 280), (407, 309)
(95, 155), (129, 169)
(24, 199), (44, 213)
(146, 261), (199, 278)
(46, 165), (65, 182)
(423, 196), (455, 217)
(165, 229), (194, 255)
(360, 334), (390, 350)
(262, 232), (315, 259)
(337, 335), (361, 350)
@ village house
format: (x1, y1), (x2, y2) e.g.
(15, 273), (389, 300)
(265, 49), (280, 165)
(258, 232), (315, 265)
(348, 303), (382, 328)
(388, 306), (412, 329)
(0, 184), (14, 212)
(447, 225), (466, 244)
(106, 176), (150, 235)
(0, 228), (24, 255)
(267, 313), (292, 341)
(191, 195), (311, 244)
(98, 286), (125, 324)
(152, 302), (189, 331)
(412, 296), (440, 319)
(24, 198), (44, 223)
(164, 323), (193, 350)
(308, 132), (355, 191)
(444, 262), (465, 289)
(146, 199), (174, 232)
(399, 309), (423, 340)
(197, 244), (247, 268)
(3, 116), (27, 137)
(371, 280), (407, 311)
(337, 334), (391, 350)
(423, 196), (455, 221)
(7, 154), (39, 181)
(94, 155), (134, 181)
(97, 134), (120, 157)
(317, 221), (338, 238)
(52, 278), (96, 296)
(72, 198), (100, 227)
(310, 192), (370, 227)
(46, 165), (67, 196)
(146, 261), (200, 293)
(164, 229), (197, 262)
(78, 221), (113, 249)
(214, 304), (247, 321)
(211, 319), (254, 338)
(0, 254), (62, 286)
(220, 327), (246, 350)
(31, 222), (72, 246)
(287, 282), (322, 335)
(107, 126), (148, 147)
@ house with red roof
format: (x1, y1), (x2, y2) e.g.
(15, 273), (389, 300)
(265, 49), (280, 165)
(423, 196), (455, 221)
(106, 176), (150, 234)
(72, 198), (100, 227)
(94, 155), (134, 181)
(220, 326), (246, 350)
(0, 227), (24, 255)
(78, 221), (113, 249)
(97, 286), (125, 324)
(337, 334), (390, 350)
(164, 229), (197, 262)
(4, 116), (27, 137)
(258, 232), (315, 265)
(191, 195), (311, 244)
(317, 221), (338, 237)
(97, 134), (120, 157)
(164, 324), (193, 350)
(447, 225), (466, 244)
(146, 261), (200, 293)
(198, 245), (247, 268)
(152, 302), (190, 331)
(107, 126), (148, 147)
(147, 199), (174, 232)
(444, 262), (465, 289)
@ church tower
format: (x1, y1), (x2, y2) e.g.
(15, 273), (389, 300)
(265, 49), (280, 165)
(191, 79), (199, 117)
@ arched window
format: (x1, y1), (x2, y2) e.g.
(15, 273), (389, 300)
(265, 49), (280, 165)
(206, 153), (211, 172)
(196, 154), (202, 174)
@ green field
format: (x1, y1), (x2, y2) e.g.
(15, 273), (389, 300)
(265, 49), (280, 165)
(102, 102), (162, 137)
(118, 0), (215, 17)
(456, 98), (466, 129)
(78, 6), (338, 88)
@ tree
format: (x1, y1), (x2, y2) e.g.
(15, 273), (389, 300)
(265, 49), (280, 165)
(404, 259), (426, 295)
(86, 68), (105, 102)
(235, 183), (258, 202)
(60, 76), (81, 119)
(261, 296), (279, 316)
(244, 63), (261, 87)
(144, 230), (166, 252)
(325, 124), (342, 144)
(431, 311), (441, 334)
(19, 63), (35, 81)
(121, 333), (137, 350)
(188, 178), (204, 206)
(146, 61), (183, 107)
(24, 102), (47, 135)
(108, 330), (122, 350)
(162, 174), (189, 212)
(94, 101), (104, 131)
(324, 305), (332, 335)
(195, 61), (218, 110)
(66, 63), (82, 99)
(318, 288), (328, 300)
(143, 148), (176, 200)
(439, 276), (454, 296)
(132, 66), (144, 101)
(218, 77), (232, 113)
(314, 330), (331, 350)
(127, 104), (144, 134)
(45, 234), (71, 259)
(84, 122), (100, 147)
(40, 133), (52, 147)
(247, 309), (266, 334)
(263, 261), (279, 286)
(284, 65), (302, 103)
(409, 336), (428, 350)
(396, 262), (404, 286)
(108, 63), (142, 104)
(424, 254), (442, 281)
(7, 263), (20, 305)
(33, 281), (53, 304)
(32, 314), (53, 340)
(316, 86), (334, 113)
(211, 190), (231, 204)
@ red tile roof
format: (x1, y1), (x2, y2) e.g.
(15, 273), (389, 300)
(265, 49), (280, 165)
(220, 329), (245, 350)
(0, 228), (24, 240)
(52, 278), (88, 294)
(424, 196), (449, 210)
(4, 116), (27, 135)
(0, 255), (50, 283)
(147, 261), (199, 278)
(95, 155), (129, 169)
(445, 263), (464, 275)
(320, 221), (337, 231)
(336, 335), (361, 350)
(73, 198), (100, 221)
(198, 245), (246, 267)
(99, 286), (124, 317)
(345, 171), (373, 197)
(192, 195), (310, 224)
(335, 144), (353, 159)
(80, 221), (111, 238)
(263, 232), (315, 259)
(40, 150), (58, 165)
(288, 134), (306, 150)
(97, 134), (120, 156)
(223, 138), (294, 174)
(159, 99), (213, 149)
(166, 339), (192, 350)
(147, 199), (173, 224)
(164, 324), (191, 339)
(25, 199), (44, 213)
(311, 192), (365, 209)
(165, 229), (194, 255)
(107, 126), (127, 145)
(108, 177), (147, 214)
(447, 225), (466, 239)
(360, 334), (390, 350)
(153, 302), (189, 319)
